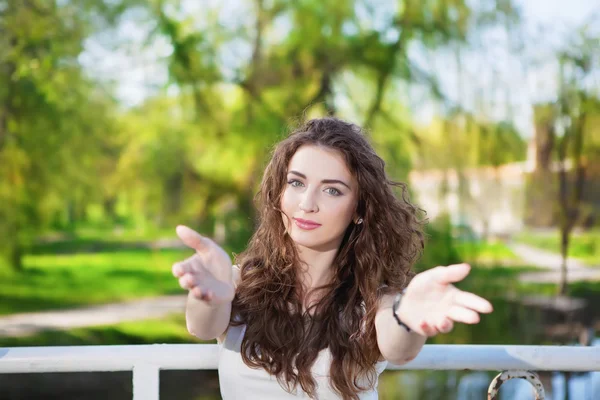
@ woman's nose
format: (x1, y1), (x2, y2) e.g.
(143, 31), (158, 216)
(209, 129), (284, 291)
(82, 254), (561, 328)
(299, 191), (319, 213)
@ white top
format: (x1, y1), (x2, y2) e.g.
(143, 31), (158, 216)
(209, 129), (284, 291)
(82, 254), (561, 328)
(217, 320), (387, 399)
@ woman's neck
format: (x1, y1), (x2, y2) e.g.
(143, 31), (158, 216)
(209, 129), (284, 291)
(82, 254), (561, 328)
(296, 244), (339, 312)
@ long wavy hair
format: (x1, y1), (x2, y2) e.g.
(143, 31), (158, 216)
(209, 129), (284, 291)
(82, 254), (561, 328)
(231, 117), (425, 400)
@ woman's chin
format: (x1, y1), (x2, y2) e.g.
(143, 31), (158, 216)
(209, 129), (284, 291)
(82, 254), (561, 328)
(289, 234), (340, 252)
(289, 232), (323, 248)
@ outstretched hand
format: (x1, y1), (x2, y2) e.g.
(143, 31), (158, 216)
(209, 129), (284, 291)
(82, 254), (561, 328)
(171, 225), (235, 305)
(398, 263), (493, 337)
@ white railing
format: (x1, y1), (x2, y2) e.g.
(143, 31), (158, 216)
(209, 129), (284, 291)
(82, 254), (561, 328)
(1, 344), (599, 399)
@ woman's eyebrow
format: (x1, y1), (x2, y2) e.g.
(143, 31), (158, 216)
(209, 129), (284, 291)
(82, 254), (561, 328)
(288, 170), (351, 190)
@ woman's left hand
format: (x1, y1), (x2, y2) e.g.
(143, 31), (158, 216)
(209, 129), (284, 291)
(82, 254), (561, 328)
(397, 263), (493, 337)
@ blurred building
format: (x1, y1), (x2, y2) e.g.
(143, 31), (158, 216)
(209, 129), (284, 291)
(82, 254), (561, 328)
(409, 136), (599, 238)
(409, 160), (531, 238)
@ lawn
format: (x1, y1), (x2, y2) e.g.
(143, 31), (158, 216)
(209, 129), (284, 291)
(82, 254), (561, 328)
(2, 261), (598, 354)
(0, 247), (191, 315)
(514, 229), (599, 265)
(1, 263), (581, 349)
(0, 261), (551, 348)
(1, 231), (597, 349)
(454, 240), (519, 265)
(0, 235), (531, 317)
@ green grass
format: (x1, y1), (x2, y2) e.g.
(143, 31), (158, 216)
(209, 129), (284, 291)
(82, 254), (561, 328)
(0, 314), (207, 347)
(0, 247), (191, 315)
(0, 225), (246, 317)
(0, 263), (570, 346)
(455, 240), (519, 265)
(1, 229), (598, 350)
(40, 223), (178, 243)
(2, 262), (599, 349)
(0, 234), (547, 318)
(515, 229), (600, 265)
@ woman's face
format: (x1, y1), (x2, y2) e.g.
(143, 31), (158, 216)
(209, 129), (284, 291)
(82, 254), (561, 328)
(281, 144), (359, 251)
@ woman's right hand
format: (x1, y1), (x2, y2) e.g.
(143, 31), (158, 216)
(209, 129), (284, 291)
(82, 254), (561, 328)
(172, 225), (235, 306)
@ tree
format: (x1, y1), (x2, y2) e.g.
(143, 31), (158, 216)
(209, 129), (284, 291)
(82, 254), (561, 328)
(0, 0), (121, 270)
(527, 20), (600, 295)
(554, 26), (600, 294)
(114, 0), (521, 229)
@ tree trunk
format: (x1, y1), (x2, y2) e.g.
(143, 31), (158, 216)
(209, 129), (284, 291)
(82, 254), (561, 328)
(556, 108), (586, 295)
(526, 104), (557, 227)
(5, 221), (24, 272)
(558, 226), (569, 295)
(10, 240), (23, 272)
(103, 197), (118, 220)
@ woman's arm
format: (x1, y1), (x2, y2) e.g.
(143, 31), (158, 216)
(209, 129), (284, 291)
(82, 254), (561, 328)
(375, 292), (427, 365)
(185, 265), (240, 340)
(173, 225), (239, 340)
(185, 293), (233, 340)
(376, 264), (493, 365)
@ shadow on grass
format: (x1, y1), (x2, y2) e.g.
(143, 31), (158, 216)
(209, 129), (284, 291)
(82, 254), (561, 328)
(0, 267), (182, 315)
(29, 238), (184, 255)
(0, 294), (84, 315)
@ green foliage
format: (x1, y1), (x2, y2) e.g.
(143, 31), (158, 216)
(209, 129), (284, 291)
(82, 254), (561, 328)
(0, 0), (529, 272)
(0, 1), (122, 269)
(413, 115), (527, 170)
(414, 215), (462, 272)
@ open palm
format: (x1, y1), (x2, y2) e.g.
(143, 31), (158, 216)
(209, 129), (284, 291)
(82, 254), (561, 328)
(399, 264), (493, 337)
(171, 225), (235, 305)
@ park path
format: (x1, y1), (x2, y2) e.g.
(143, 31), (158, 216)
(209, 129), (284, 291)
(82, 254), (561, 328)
(0, 295), (186, 338)
(508, 243), (600, 283)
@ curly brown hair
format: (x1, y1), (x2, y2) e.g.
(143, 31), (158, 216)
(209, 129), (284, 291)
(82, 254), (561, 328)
(231, 117), (425, 399)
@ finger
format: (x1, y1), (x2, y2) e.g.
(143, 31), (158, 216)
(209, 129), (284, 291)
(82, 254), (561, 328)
(178, 273), (197, 290)
(176, 225), (211, 253)
(172, 261), (191, 277)
(172, 254), (200, 277)
(419, 321), (439, 337)
(446, 305), (480, 324)
(433, 263), (471, 284)
(454, 291), (494, 313)
(191, 286), (213, 301)
(435, 317), (454, 334)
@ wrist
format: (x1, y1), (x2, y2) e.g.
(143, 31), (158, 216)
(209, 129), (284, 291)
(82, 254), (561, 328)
(392, 291), (412, 333)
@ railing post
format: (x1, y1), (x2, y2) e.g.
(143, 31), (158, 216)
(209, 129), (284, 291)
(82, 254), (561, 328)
(133, 364), (160, 400)
(487, 370), (545, 400)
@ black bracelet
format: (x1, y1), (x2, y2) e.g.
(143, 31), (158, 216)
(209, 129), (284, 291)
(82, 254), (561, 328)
(392, 290), (411, 332)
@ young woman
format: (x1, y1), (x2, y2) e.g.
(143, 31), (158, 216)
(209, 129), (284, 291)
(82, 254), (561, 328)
(172, 117), (493, 400)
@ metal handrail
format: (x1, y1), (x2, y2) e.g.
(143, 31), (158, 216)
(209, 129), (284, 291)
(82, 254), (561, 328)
(1, 344), (599, 399)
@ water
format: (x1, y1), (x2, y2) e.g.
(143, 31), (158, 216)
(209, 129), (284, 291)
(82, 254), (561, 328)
(454, 337), (600, 400)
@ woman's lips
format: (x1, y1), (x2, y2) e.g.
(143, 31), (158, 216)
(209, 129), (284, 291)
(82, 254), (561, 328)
(293, 218), (321, 230)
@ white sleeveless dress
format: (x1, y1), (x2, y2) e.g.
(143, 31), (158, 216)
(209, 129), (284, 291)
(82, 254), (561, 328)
(217, 321), (388, 399)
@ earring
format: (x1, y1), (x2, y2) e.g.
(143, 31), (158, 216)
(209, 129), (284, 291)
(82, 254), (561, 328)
(356, 218), (363, 225)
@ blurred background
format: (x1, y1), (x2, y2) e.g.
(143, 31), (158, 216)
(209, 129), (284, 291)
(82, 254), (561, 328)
(0, 0), (599, 399)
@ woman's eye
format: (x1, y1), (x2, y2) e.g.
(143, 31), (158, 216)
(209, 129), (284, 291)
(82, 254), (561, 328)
(288, 179), (303, 187)
(325, 187), (342, 196)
